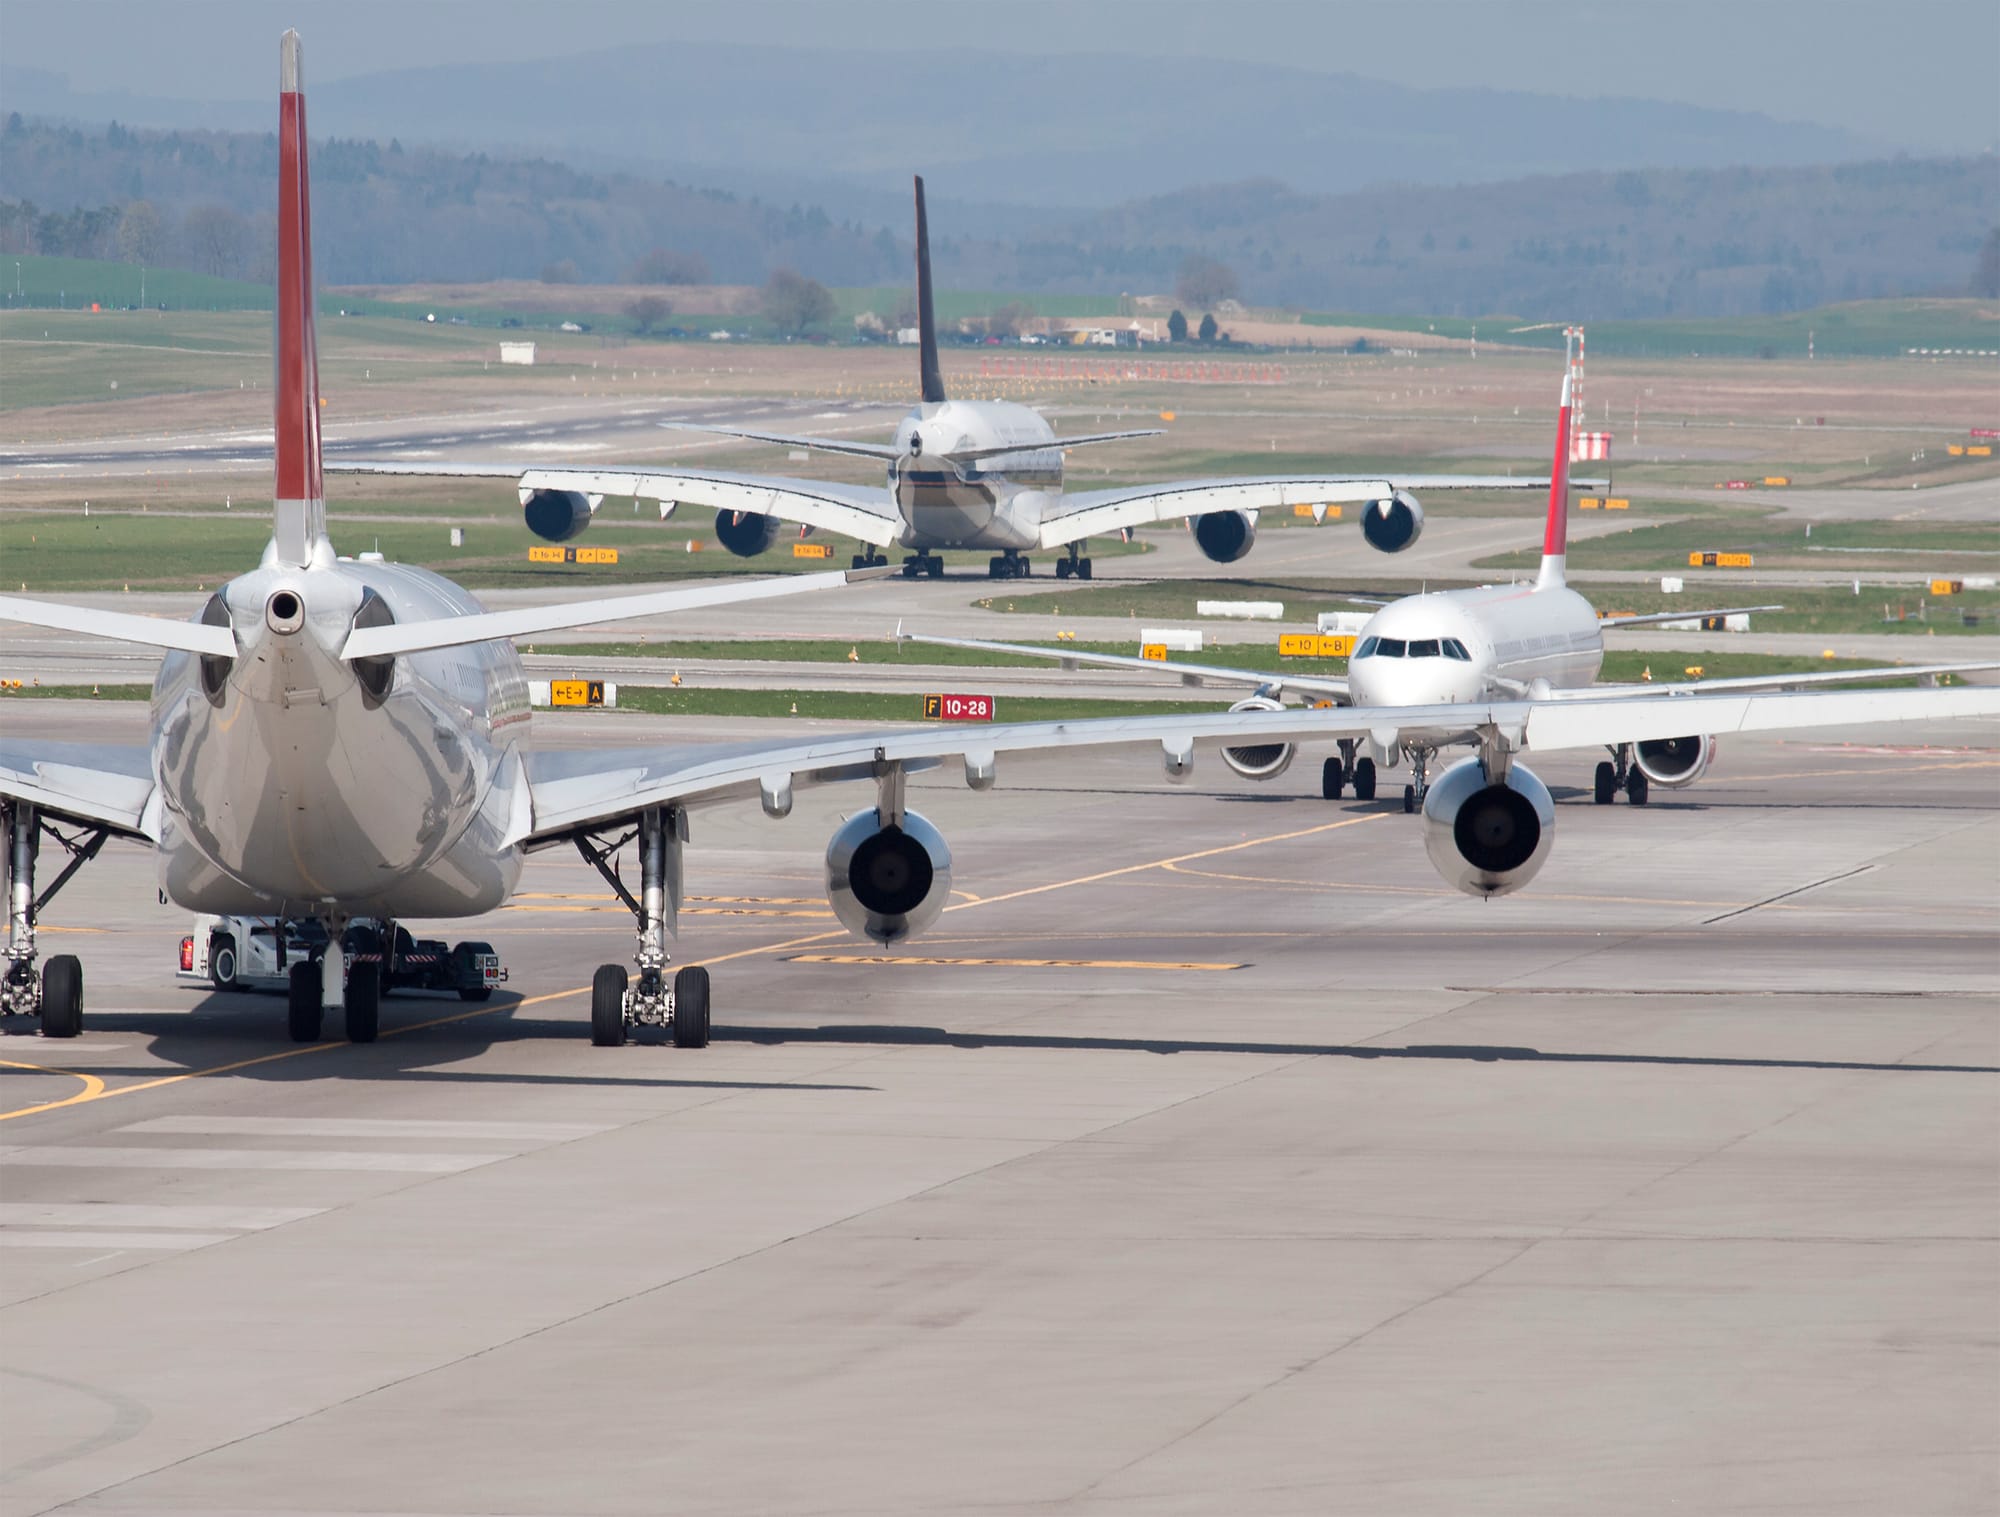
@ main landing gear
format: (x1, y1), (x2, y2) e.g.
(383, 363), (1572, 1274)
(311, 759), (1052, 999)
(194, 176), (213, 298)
(851, 550), (890, 571)
(577, 806), (710, 1049)
(901, 553), (945, 579)
(986, 551), (1033, 580)
(1320, 741), (1375, 801)
(2, 802), (107, 1039)
(1053, 544), (1094, 580)
(282, 913), (378, 1044)
(1593, 746), (1649, 806)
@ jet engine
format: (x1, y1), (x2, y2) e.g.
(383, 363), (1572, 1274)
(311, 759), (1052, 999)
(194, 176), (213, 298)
(1219, 695), (1295, 780)
(714, 508), (783, 558)
(1421, 756), (1555, 898)
(1633, 734), (1715, 789)
(825, 808), (953, 944)
(523, 488), (593, 543)
(1360, 490), (1424, 553)
(1192, 509), (1257, 564)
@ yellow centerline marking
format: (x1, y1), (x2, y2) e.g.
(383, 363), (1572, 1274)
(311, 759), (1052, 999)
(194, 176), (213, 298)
(0, 812), (1373, 1123)
(788, 954), (1243, 971)
(0, 1059), (106, 1120)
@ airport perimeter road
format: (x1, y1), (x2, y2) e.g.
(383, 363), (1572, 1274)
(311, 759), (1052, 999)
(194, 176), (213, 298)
(2, 703), (1996, 1515)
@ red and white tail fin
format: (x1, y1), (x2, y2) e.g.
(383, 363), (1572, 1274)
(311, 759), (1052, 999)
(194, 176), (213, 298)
(272, 30), (326, 568)
(1534, 367), (1574, 590)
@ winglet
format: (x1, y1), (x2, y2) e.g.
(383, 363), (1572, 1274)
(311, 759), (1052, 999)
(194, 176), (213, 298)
(273, 29), (326, 568)
(1535, 368), (1573, 591)
(914, 176), (946, 405)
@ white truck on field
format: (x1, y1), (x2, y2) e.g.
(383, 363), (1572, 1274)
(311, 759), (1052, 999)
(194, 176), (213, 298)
(177, 916), (505, 1001)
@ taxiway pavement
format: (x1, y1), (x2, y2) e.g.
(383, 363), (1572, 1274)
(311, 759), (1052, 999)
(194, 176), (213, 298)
(1, 701), (1995, 1515)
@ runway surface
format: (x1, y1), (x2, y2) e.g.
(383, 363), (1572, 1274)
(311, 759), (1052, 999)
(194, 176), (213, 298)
(2, 701), (1996, 1515)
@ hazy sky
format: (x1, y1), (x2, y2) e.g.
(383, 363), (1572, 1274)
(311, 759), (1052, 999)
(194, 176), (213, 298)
(4, 0), (1995, 154)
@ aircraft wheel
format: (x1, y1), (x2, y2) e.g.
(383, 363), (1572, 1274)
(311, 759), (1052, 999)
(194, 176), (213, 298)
(988, 558), (1005, 579)
(344, 962), (380, 1044)
(1594, 762), (1617, 805)
(852, 554), (871, 570)
(1625, 770), (1650, 806)
(591, 964), (628, 1047)
(901, 562), (920, 579)
(672, 965), (711, 1049)
(1321, 756), (1345, 800)
(1016, 559), (1030, 578)
(210, 935), (238, 990)
(1055, 559), (1072, 579)
(1351, 757), (1377, 800)
(1402, 784), (1417, 815)
(287, 962), (322, 1042)
(40, 955), (82, 1039)
(1078, 558), (1093, 580)
(926, 558), (944, 579)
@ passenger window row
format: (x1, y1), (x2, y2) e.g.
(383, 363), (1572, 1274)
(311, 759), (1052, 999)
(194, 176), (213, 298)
(1354, 635), (1472, 661)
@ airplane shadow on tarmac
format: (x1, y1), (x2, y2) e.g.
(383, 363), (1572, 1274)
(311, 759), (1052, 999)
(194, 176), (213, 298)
(717, 1023), (2000, 1077)
(54, 989), (878, 1094)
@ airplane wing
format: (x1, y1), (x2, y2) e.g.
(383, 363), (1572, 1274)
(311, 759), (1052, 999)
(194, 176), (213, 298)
(1037, 474), (1560, 549)
(658, 422), (903, 461)
(1511, 658), (2000, 702)
(897, 628), (1349, 700)
(0, 738), (156, 839)
(1599, 605), (1783, 629)
(518, 684), (2000, 844)
(325, 461), (904, 548)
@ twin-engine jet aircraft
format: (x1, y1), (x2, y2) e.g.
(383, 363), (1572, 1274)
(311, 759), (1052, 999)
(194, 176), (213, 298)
(3, 33), (1996, 1052)
(331, 177), (1561, 581)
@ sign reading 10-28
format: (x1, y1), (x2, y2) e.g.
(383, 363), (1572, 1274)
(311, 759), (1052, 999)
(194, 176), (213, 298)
(922, 692), (995, 722)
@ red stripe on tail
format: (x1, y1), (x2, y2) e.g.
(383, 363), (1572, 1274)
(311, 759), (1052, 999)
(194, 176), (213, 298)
(1541, 374), (1573, 559)
(274, 33), (323, 538)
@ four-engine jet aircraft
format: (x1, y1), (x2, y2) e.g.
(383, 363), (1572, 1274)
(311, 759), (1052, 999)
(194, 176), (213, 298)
(3, 34), (1997, 1053)
(330, 177), (1563, 581)
(907, 363), (2000, 822)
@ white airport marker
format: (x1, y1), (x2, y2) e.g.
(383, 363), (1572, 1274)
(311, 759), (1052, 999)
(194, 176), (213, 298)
(0, 1231), (235, 1251)
(0, 1147), (503, 1173)
(0, 1203), (324, 1230)
(120, 1116), (611, 1142)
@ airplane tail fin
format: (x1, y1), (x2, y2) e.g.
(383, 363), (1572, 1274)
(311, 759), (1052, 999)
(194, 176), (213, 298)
(914, 176), (946, 405)
(1535, 366), (1574, 590)
(273, 30), (327, 568)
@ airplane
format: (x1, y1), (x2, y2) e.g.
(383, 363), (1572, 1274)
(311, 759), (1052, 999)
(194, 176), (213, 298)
(3, 33), (1996, 1053)
(326, 177), (1574, 582)
(903, 355), (2000, 813)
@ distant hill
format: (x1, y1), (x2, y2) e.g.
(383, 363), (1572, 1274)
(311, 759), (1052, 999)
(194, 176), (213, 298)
(1, 115), (1992, 321)
(3, 41), (1889, 216)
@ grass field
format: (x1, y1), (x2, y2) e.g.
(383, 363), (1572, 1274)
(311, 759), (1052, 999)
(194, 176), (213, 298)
(1475, 515), (2000, 574)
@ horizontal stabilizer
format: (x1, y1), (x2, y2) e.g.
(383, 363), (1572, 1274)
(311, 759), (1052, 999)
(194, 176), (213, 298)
(660, 422), (902, 461)
(956, 429), (1165, 460)
(0, 595), (236, 657)
(341, 564), (890, 660)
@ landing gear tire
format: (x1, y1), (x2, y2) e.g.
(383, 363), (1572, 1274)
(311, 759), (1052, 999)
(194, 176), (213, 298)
(1402, 784), (1417, 815)
(1078, 558), (1093, 579)
(591, 964), (628, 1047)
(287, 961), (322, 1042)
(1351, 757), (1377, 801)
(671, 965), (711, 1049)
(1625, 770), (1650, 806)
(1055, 559), (1072, 579)
(344, 961), (380, 1044)
(926, 557), (944, 579)
(1594, 762), (1618, 805)
(210, 936), (238, 990)
(1321, 756), (1345, 800)
(39, 955), (82, 1039)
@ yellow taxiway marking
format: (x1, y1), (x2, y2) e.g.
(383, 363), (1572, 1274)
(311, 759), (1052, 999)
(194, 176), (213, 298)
(788, 954), (1244, 972)
(0, 813), (1374, 1122)
(0, 1059), (106, 1118)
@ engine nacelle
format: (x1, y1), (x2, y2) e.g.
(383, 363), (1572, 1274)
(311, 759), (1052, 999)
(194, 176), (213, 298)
(1360, 490), (1424, 553)
(1192, 509), (1257, 564)
(825, 808), (953, 945)
(1421, 756), (1555, 899)
(1633, 734), (1715, 789)
(523, 488), (593, 543)
(714, 508), (783, 558)
(1219, 696), (1295, 780)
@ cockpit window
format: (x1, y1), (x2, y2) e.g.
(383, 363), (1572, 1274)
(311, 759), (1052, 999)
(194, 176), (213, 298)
(1443, 638), (1472, 661)
(1355, 635), (1379, 658)
(1374, 638), (1407, 658)
(1407, 639), (1441, 658)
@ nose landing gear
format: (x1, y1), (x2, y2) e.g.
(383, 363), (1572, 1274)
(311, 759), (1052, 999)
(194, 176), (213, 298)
(578, 806), (710, 1048)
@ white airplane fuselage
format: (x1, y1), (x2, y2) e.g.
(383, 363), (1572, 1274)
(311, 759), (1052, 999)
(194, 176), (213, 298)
(1346, 582), (1604, 709)
(887, 398), (1062, 550)
(151, 543), (530, 919)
